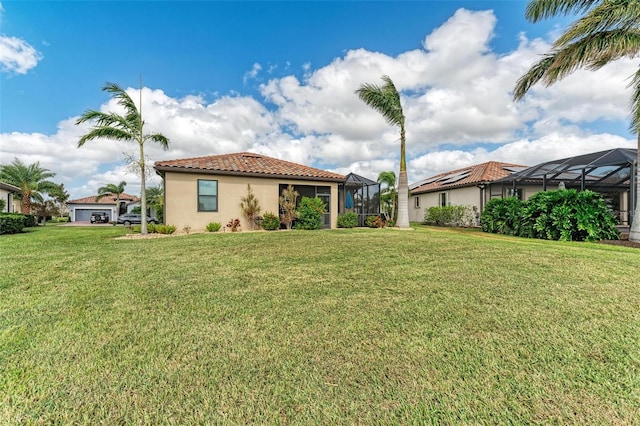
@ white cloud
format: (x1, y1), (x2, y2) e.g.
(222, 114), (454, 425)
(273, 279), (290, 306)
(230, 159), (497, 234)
(243, 62), (262, 84)
(0, 35), (42, 74)
(1, 8), (636, 199)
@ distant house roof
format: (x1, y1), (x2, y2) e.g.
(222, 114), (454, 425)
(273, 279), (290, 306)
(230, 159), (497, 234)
(0, 181), (20, 192)
(154, 152), (346, 182)
(411, 161), (528, 194)
(67, 193), (139, 205)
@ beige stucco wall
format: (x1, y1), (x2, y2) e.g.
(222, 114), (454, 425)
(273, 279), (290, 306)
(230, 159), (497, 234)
(410, 186), (483, 223)
(163, 172), (340, 231)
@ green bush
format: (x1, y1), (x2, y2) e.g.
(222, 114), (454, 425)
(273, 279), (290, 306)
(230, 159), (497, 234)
(523, 189), (619, 242)
(424, 205), (473, 227)
(23, 214), (37, 228)
(156, 224), (177, 235)
(295, 197), (326, 230)
(337, 212), (358, 228)
(0, 213), (26, 234)
(0, 199), (5, 212)
(481, 198), (525, 236)
(206, 222), (222, 232)
(262, 212), (280, 231)
(481, 190), (619, 242)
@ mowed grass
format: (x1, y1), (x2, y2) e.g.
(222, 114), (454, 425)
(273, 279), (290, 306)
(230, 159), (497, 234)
(1, 225), (639, 424)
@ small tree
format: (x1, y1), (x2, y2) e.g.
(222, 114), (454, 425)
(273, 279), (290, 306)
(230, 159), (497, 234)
(240, 184), (261, 230)
(96, 181), (127, 220)
(279, 184), (299, 230)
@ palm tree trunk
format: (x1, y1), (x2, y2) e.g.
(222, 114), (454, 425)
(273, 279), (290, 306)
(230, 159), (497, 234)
(21, 195), (31, 214)
(397, 172), (410, 228)
(629, 134), (640, 242)
(140, 143), (148, 235)
(396, 125), (410, 228)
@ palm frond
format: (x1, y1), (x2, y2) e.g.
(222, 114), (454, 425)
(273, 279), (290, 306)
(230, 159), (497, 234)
(145, 133), (170, 150)
(355, 75), (404, 128)
(513, 55), (555, 101)
(546, 30), (640, 82)
(628, 67), (640, 132)
(555, 1), (640, 46)
(525, 0), (600, 22)
(77, 126), (135, 147)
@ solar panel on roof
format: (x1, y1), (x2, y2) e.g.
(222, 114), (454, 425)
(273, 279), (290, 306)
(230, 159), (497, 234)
(437, 169), (471, 184)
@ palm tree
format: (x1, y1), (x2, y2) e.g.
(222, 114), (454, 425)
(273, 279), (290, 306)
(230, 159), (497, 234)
(96, 181), (127, 220)
(513, 0), (640, 242)
(377, 171), (397, 222)
(356, 75), (410, 228)
(146, 184), (164, 223)
(0, 158), (58, 214)
(76, 82), (169, 234)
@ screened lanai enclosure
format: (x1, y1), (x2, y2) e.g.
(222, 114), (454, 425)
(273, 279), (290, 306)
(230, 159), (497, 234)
(338, 173), (381, 226)
(495, 148), (638, 225)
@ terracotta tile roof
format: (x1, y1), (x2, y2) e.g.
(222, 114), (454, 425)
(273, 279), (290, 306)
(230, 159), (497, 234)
(154, 152), (346, 182)
(411, 161), (528, 194)
(68, 193), (140, 205)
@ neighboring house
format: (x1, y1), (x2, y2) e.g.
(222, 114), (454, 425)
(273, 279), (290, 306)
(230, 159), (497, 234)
(67, 193), (140, 222)
(0, 181), (20, 213)
(154, 152), (346, 231)
(409, 161), (528, 223)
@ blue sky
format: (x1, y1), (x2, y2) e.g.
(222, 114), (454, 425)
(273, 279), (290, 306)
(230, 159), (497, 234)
(0, 1), (636, 199)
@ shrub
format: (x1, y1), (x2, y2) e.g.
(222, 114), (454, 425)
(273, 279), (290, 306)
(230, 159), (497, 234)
(132, 225), (142, 233)
(424, 205), (473, 227)
(337, 212), (358, 228)
(0, 199), (5, 212)
(295, 196), (326, 230)
(366, 215), (385, 228)
(481, 190), (619, 242)
(523, 189), (619, 242)
(0, 213), (25, 235)
(147, 223), (157, 234)
(23, 214), (37, 228)
(226, 218), (241, 232)
(156, 224), (177, 235)
(262, 212), (280, 231)
(481, 198), (525, 236)
(206, 222), (222, 232)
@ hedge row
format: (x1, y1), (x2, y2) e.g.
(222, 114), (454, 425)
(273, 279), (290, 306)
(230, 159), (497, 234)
(0, 213), (36, 235)
(481, 189), (619, 242)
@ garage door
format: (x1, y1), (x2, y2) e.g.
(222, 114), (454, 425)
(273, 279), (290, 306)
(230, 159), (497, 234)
(75, 209), (111, 222)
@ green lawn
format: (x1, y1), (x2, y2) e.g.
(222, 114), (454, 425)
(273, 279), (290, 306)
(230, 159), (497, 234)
(1, 225), (639, 424)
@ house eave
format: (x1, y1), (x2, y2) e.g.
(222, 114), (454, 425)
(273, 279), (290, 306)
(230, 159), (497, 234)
(153, 165), (346, 183)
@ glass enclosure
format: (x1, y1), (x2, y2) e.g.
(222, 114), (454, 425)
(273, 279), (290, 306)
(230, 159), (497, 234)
(338, 173), (381, 226)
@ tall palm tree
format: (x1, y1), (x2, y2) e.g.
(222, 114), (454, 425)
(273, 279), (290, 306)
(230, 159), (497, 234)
(96, 181), (127, 220)
(0, 158), (57, 214)
(377, 171), (398, 222)
(356, 75), (410, 228)
(513, 0), (640, 242)
(76, 82), (169, 234)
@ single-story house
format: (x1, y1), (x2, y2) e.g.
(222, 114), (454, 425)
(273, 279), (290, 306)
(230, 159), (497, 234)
(0, 181), (21, 213)
(154, 152), (346, 231)
(67, 193), (140, 222)
(409, 161), (528, 223)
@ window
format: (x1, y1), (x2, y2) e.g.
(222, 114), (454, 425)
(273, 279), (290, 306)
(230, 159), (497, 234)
(414, 196), (420, 208)
(439, 193), (447, 207)
(198, 179), (218, 212)
(507, 188), (523, 200)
